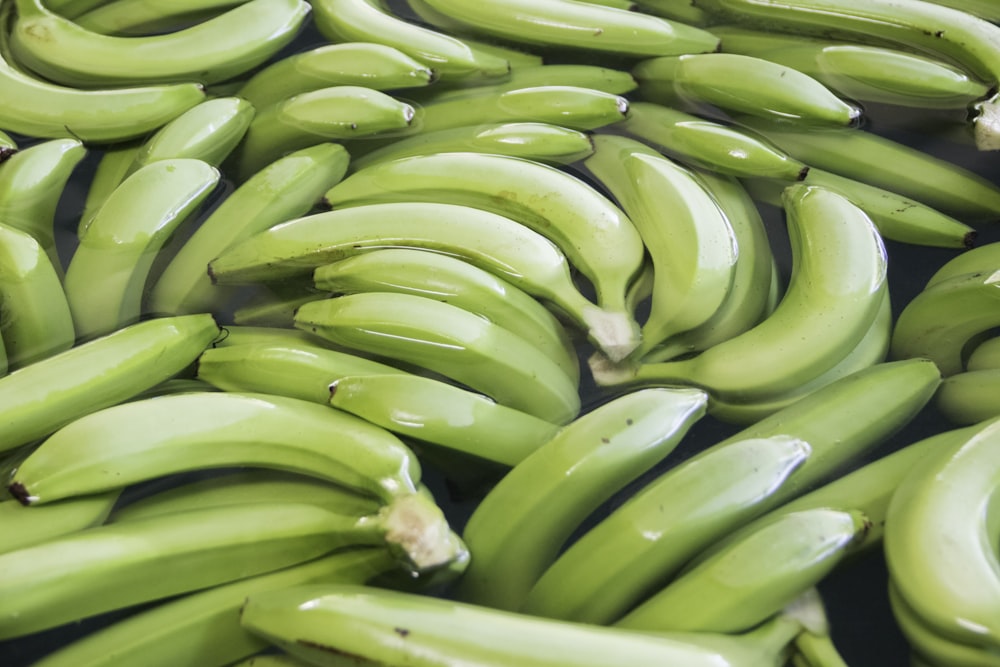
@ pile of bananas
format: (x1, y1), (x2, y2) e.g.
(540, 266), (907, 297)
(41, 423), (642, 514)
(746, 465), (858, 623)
(1, 0), (1000, 665)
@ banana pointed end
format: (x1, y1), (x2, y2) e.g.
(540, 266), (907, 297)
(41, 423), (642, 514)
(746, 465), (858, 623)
(582, 308), (641, 363)
(7, 481), (36, 506)
(382, 493), (468, 575)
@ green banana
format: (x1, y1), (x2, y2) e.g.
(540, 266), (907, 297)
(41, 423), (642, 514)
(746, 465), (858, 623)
(0, 491), (119, 555)
(409, 0), (720, 56)
(74, 0), (253, 35)
(691, 0), (1000, 150)
(64, 158), (220, 339)
(0, 223), (75, 368)
(969, 336), (1000, 370)
(455, 387), (707, 610)
(936, 369), (1000, 424)
(309, 0), (510, 80)
(323, 151), (645, 335)
(641, 168), (775, 362)
(329, 373), (563, 467)
(890, 270), (1000, 376)
(233, 86), (414, 180)
(349, 121), (595, 171)
(78, 141), (143, 235)
(705, 287), (891, 424)
(196, 340), (405, 405)
(312, 248), (579, 382)
(583, 135), (739, 359)
(736, 116), (1000, 219)
(229, 656), (311, 667)
(237, 42), (435, 110)
(0, 502), (397, 640)
(30, 548), (397, 667)
(0, 313), (219, 455)
(620, 101), (809, 181)
(149, 143), (350, 316)
(923, 0), (1000, 22)
(109, 469), (380, 524)
(405, 63), (637, 102)
(713, 25), (991, 109)
(0, 137), (86, 271)
(206, 202), (627, 360)
(598, 184), (888, 404)
(926, 240), (1000, 287)
(634, 53), (862, 127)
(631, 0), (710, 23)
(615, 508), (869, 633)
(885, 416), (1000, 650)
(294, 293), (581, 424)
(521, 434), (810, 623)
(0, 130), (15, 159)
(890, 580), (1000, 667)
(742, 167), (977, 249)
(0, 6), (203, 142)
(232, 287), (324, 328)
(238, 584), (803, 667)
(9, 391), (423, 506)
(9, 0), (310, 86)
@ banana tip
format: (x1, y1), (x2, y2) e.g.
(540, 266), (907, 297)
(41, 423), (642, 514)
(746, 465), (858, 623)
(0, 147), (14, 164)
(7, 481), (35, 506)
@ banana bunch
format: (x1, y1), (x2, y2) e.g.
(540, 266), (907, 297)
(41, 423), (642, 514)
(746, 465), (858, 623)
(1, 0), (1000, 664)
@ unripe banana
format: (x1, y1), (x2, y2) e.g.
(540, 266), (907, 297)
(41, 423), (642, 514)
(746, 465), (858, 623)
(456, 387), (707, 610)
(936, 369), (1000, 424)
(237, 42), (436, 109)
(294, 293), (581, 424)
(634, 53), (862, 127)
(0, 313), (220, 455)
(239, 584), (803, 667)
(969, 336), (1000, 371)
(10, 0), (310, 86)
(926, 240), (1000, 288)
(75, 0), (255, 35)
(0, 491), (119, 555)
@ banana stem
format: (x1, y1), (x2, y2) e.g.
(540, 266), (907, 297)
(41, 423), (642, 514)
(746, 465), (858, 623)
(794, 632), (850, 667)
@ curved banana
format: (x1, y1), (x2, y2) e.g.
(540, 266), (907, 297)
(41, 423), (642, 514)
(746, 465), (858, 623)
(693, 0), (1000, 150)
(9, 391), (423, 506)
(602, 184), (887, 403)
(0, 313), (219, 455)
(9, 0), (310, 86)
(0, 223), (75, 368)
(64, 158), (220, 339)
(885, 417), (1000, 650)
(109, 469), (380, 524)
(455, 387), (707, 610)
(583, 135), (738, 359)
(232, 286), (324, 328)
(890, 270), (1000, 375)
(742, 168), (977, 249)
(294, 293), (581, 424)
(616, 508), (869, 633)
(309, 0), (510, 80)
(78, 141), (143, 235)
(233, 86), (414, 180)
(77, 96), (253, 239)
(330, 373), (563, 467)
(0, 491), (119, 555)
(705, 287), (891, 424)
(937, 369), (1000, 425)
(323, 151), (645, 325)
(209, 324), (333, 348)
(406, 63), (637, 102)
(634, 53), (861, 126)
(926, 240), (1000, 288)
(0, 7), (204, 143)
(237, 42), (435, 110)
(74, 0), (253, 35)
(714, 25), (991, 109)
(641, 168), (775, 362)
(196, 339), (406, 405)
(0, 502), (398, 640)
(924, 0), (1000, 22)
(522, 434), (810, 623)
(0, 137), (85, 272)
(312, 248), (579, 382)
(149, 143), (350, 316)
(350, 121), (595, 171)
(737, 116), (1000, 219)
(238, 584), (803, 667)
(30, 548), (397, 667)
(889, 581), (1000, 667)
(969, 336), (1000, 370)
(410, 0), (720, 56)
(206, 202), (627, 359)
(620, 101), (809, 181)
